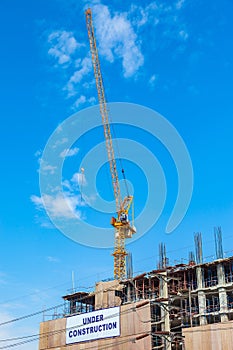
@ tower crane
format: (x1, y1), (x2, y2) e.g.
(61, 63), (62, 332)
(85, 8), (136, 280)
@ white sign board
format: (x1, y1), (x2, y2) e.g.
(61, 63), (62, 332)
(66, 306), (120, 344)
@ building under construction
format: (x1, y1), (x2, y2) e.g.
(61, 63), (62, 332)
(39, 229), (233, 350)
(37, 8), (233, 350)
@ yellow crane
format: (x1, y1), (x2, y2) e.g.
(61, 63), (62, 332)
(85, 8), (136, 280)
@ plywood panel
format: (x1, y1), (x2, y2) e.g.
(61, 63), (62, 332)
(39, 318), (66, 350)
(183, 321), (233, 350)
(95, 281), (122, 310)
(39, 301), (151, 350)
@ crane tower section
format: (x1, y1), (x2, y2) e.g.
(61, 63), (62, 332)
(85, 9), (136, 280)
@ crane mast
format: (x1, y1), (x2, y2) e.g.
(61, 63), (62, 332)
(85, 8), (136, 280)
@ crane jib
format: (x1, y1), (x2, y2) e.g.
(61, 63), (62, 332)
(85, 8), (136, 280)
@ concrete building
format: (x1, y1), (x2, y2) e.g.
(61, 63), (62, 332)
(39, 252), (233, 350)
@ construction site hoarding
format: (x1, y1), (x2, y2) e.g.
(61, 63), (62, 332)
(66, 306), (120, 344)
(183, 321), (233, 350)
(39, 301), (151, 350)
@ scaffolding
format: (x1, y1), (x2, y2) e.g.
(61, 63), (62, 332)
(40, 228), (233, 350)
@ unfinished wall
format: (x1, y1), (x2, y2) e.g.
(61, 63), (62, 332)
(183, 321), (233, 350)
(95, 280), (122, 310)
(39, 301), (151, 350)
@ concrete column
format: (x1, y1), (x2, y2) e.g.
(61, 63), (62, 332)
(219, 287), (229, 322)
(217, 263), (225, 287)
(198, 290), (207, 325)
(196, 267), (204, 289)
(217, 262), (229, 322)
(159, 271), (171, 350)
(196, 267), (207, 325)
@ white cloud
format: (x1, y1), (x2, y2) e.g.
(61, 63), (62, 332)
(62, 171), (87, 193)
(176, 0), (185, 9)
(179, 29), (188, 40)
(35, 215), (54, 229)
(73, 95), (96, 109)
(82, 78), (95, 90)
(60, 147), (79, 158)
(88, 96), (96, 104)
(48, 30), (81, 65)
(0, 311), (38, 350)
(66, 56), (92, 96)
(130, 4), (148, 27)
(34, 150), (42, 158)
(57, 124), (63, 133)
(62, 179), (73, 192)
(130, 1), (189, 46)
(71, 171), (87, 187)
(39, 160), (57, 174)
(31, 193), (82, 220)
(47, 256), (60, 263)
(130, 2), (160, 28)
(47, 1), (189, 102)
(52, 137), (68, 149)
(148, 74), (158, 87)
(0, 312), (14, 339)
(31, 170), (91, 227)
(31, 195), (43, 209)
(74, 95), (86, 108)
(93, 4), (144, 78)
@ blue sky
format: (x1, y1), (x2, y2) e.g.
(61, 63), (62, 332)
(0, 0), (233, 348)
